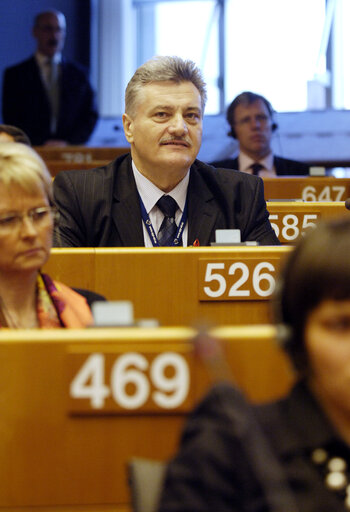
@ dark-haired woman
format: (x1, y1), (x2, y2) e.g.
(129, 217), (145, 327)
(159, 217), (350, 512)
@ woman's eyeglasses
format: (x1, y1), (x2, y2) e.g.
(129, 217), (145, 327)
(0, 206), (56, 233)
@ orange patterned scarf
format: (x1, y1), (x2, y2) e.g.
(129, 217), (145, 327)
(0, 273), (93, 328)
(38, 273), (93, 328)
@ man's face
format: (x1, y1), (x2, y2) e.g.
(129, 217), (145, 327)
(33, 12), (66, 58)
(232, 99), (274, 160)
(123, 81), (203, 184)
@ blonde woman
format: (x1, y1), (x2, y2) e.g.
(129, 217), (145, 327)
(0, 142), (92, 328)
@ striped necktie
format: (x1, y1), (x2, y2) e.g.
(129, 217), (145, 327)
(156, 195), (179, 246)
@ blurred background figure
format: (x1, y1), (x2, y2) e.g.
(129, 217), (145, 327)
(0, 124), (31, 145)
(211, 91), (310, 177)
(0, 142), (94, 328)
(2, 9), (98, 146)
(159, 217), (350, 511)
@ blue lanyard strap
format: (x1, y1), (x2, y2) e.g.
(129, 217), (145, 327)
(139, 194), (188, 247)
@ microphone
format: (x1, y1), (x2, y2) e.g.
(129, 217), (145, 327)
(345, 198), (350, 211)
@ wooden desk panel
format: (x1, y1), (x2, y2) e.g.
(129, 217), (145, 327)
(36, 146), (130, 177)
(35, 146), (130, 163)
(0, 326), (293, 509)
(46, 202), (346, 324)
(4, 507), (124, 512)
(93, 247), (290, 326)
(47, 160), (109, 177)
(43, 248), (96, 291)
(263, 177), (350, 201)
(44, 247), (291, 327)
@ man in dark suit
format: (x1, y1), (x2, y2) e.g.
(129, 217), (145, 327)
(53, 56), (279, 248)
(2, 10), (97, 146)
(211, 91), (310, 176)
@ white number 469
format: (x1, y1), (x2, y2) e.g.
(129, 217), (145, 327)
(70, 352), (190, 410)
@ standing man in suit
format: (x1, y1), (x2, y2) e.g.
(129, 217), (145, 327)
(2, 9), (98, 146)
(53, 56), (279, 247)
(211, 91), (310, 176)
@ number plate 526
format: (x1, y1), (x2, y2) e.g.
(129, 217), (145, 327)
(198, 259), (278, 301)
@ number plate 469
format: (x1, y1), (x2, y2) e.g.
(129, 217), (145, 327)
(67, 351), (192, 414)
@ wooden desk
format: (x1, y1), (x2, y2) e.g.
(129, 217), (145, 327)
(263, 176), (350, 201)
(44, 247), (291, 326)
(267, 201), (348, 243)
(45, 202), (347, 323)
(35, 146), (130, 177)
(34, 145), (130, 163)
(0, 326), (293, 511)
(44, 248), (96, 291)
(47, 160), (109, 177)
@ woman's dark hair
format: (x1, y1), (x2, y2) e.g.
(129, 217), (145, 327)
(274, 217), (350, 371)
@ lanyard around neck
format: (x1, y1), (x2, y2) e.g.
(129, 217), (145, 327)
(138, 194), (188, 247)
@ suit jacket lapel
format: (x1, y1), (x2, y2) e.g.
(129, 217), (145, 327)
(187, 162), (220, 246)
(111, 156), (144, 246)
(59, 60), (73, 130)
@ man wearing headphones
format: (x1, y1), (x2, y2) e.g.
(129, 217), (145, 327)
(211, 91), (310, 176)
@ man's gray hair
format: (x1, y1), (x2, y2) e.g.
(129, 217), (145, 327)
(125, 56), (207, 117)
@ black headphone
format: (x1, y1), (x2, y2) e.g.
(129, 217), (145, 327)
(226, 92), (278, 139)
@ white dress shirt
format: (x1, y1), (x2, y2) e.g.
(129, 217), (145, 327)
(35, 52), (61, 87)
(238, 151), (277, 177)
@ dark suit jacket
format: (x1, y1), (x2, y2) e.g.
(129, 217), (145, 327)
(53, 153), (279, 247)
(211, 155), (310, 176)
(159, 381), (347, 512)
(72, 288), (106, 308)
(2, 56), (98, 145)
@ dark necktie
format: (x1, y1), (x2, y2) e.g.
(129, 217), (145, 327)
(250, 163), (264, 175)
(157, 195), (178, 246)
